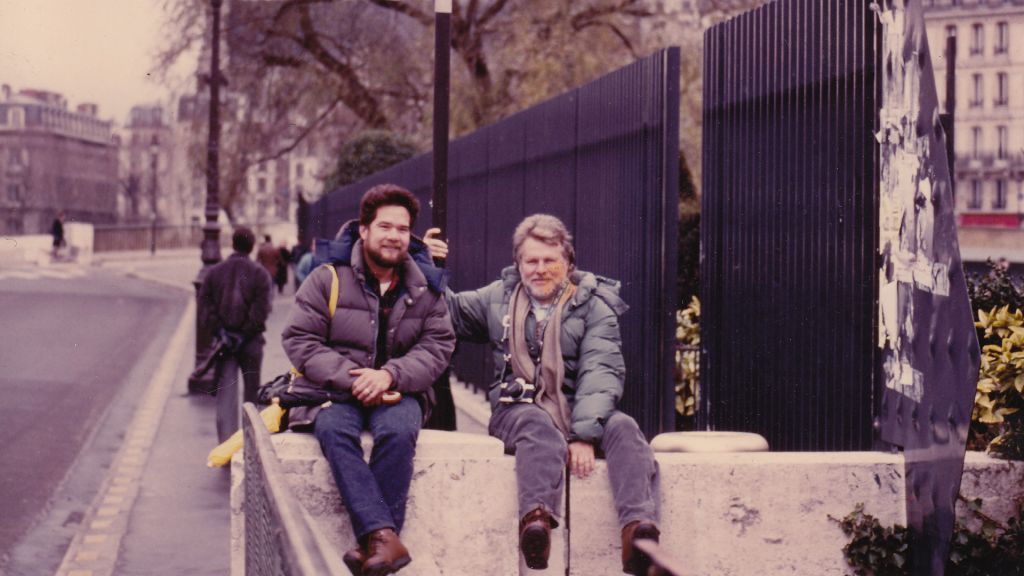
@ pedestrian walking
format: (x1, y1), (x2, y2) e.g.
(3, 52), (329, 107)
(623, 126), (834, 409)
(275, 241), (290, 294)
(51, 211), (65, 259)
(198, 227), (273, 442)
(282, 184), (455, 576)
(256, 234), (282, 288)
(426, 214), (666, 576)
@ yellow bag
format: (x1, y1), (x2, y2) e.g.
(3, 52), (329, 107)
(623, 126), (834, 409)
(206, 400), (286, 468)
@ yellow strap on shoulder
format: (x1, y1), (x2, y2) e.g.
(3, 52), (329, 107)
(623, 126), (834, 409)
(326, 263), (339, 319)
(290, 263), (340, 381)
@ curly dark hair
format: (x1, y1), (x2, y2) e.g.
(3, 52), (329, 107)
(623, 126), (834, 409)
(359, 184), (420, 227)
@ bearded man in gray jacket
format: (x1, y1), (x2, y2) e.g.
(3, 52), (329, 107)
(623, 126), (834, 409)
(283, 184), (455, 576)
(427, 214), (664, 576)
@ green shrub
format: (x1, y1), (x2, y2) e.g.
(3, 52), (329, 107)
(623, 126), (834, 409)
(833, 498), (1024, 575)
(675, 296), (700, 429)
(974, 306), (1024, 459)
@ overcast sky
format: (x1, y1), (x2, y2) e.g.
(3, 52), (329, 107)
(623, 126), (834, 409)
(0, 0), (196, 126)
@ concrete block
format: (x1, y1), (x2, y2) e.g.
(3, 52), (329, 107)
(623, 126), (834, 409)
(569, 452), (906, 576)
(235, 429), (531, 576)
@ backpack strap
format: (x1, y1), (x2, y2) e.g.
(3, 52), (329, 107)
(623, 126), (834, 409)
(325, 263), (339, 319)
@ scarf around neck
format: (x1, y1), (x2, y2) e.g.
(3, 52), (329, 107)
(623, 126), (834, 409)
(509, 281), (577, 437)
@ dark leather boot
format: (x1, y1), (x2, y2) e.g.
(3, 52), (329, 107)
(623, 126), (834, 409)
(342, 545), (366, 576)
(362, 528), (411, 576)
(621, 520), (661, 575)
(519, 508), (555, 570)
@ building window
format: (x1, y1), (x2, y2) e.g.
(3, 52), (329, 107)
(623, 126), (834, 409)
(996, 73), (1008, 107)
(971, 23), (984, 55)
(257, 177), (267, 193)
(970, 73), (983, 108)
(972, 126), (982, 159)
(969, 180), (983, 209)
(994, 180), (1007, 210)
(996, 22), (1009, 54)
(296, 163), (304, 178)
(6, 184), (20, 202)
(998, 126), (1008, 159)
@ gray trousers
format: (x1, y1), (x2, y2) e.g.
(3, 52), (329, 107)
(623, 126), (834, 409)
(489, 403), (660, 528)
(214, 336), (264, 442)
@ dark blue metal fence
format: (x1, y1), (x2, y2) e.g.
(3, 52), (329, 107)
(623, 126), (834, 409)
(702, 0), (980, 571)
(700, 0), (881, 451)
(303, 48), (680, 439)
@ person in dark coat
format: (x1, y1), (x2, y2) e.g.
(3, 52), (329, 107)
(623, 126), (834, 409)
(51, 212), (65, 258)
(282, 184), (455, 576)
(426, 214), (664, 576)
(256, 234), (282, 288)
(274, 241), (290, 294)
(198, 227), (273, 442)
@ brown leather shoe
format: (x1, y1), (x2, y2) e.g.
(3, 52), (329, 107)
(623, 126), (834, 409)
(519, 508), (555, 570)
(343, 546), (366, 576)
(621, 520), (661, 575)
(362, 528), (411, 576)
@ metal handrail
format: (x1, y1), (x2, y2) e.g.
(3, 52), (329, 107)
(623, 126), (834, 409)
(242, 403), (347, 576)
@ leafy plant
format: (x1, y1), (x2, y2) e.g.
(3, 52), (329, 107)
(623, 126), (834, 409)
(675, 296), (700, 429)
(973, 306), (1024, 459)
(833, 498), (1024, 575)
(967, 261), (1024, 339)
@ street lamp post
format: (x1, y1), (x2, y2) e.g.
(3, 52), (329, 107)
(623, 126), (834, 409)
(150, 135), (159, 255)
(425, 0), (457, 431)
(190, 0), (224, 394)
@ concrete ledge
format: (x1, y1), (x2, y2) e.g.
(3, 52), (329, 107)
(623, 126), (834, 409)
(571, 451), (1024, 576)
(232, 430), (559, 576)
(235, 433), (1024, 576)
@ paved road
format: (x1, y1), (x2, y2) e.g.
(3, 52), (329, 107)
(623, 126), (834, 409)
(0, 264), (188, 575)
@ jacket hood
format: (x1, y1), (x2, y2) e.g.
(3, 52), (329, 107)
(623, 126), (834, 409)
(313, 219), (448, 292)
(499, 265), (628, 316)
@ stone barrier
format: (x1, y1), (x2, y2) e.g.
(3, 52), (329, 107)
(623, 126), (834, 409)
(233, 434), (1024, 576)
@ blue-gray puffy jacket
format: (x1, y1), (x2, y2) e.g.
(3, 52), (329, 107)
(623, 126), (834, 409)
(447, 267), (628, 443)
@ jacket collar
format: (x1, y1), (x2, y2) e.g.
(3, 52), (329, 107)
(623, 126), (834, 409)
(316, 219), (448, 293)
(499, 265), (629, 316)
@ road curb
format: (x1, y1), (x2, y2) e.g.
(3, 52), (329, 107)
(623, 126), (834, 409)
(53, 300), (196, 576)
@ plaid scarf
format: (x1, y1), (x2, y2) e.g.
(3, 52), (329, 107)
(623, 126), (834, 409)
(509, 282), (577, 437)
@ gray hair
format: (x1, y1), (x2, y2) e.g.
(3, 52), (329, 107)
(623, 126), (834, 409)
(512, 214), (575, 267)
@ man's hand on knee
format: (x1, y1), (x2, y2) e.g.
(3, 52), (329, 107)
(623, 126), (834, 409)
(568, 441), (595, 478)
(350, 368), (394, 406)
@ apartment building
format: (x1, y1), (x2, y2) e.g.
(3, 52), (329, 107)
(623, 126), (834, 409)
(0, 86), (118, 235)
(924, 0), (1024, 229)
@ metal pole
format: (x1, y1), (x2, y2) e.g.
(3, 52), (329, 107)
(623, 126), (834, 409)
(202, 0), (223, 267)
(944, 34), (956, 187)
(190, 0), (224, 394)
(432, 0), (451, 262)
(425, 0), (456, 431)
(150, 136), (159, 255)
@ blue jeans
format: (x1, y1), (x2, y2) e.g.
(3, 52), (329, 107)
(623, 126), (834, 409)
(314, 397), (422, 539)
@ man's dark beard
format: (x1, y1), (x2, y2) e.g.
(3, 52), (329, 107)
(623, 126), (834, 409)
(365, 244), (404, 269)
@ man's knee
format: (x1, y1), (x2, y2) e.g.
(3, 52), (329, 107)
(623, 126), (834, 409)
(314, 408), (362, 446)
(509, 407), (567, 451)
(371, 401), (421, 447)
(603, 411), (643, 442)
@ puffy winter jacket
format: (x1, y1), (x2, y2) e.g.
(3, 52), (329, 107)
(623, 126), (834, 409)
(447, 267), (628, 443)
(281, 221), (455, 428)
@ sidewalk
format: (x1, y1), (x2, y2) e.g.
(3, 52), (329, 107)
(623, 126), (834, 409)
(55, 249), (489, 575)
